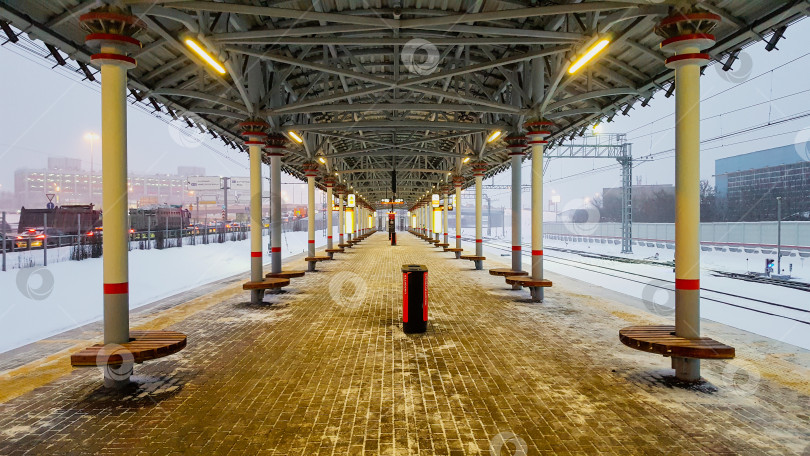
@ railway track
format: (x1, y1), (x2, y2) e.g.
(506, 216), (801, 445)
(458, 236), (810, 326)
(710, 271), (810, 293)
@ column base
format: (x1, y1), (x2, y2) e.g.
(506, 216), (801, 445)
(673, 357), (701, 382)
(103, 363), (133, 389)
(529, 287), (544, 303)
(251, 289), (264, 304)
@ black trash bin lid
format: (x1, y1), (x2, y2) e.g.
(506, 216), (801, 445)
(401, 264), (427, 273)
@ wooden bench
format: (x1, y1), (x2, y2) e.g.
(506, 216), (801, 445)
(619, 325), (735, 359)
(505, 276), (552, 287)
(305, 255), (331, 271)
(338, 243), (351, 248)
(505, 276), (552, 302)
(444, 247), (463, 252)
(265, 270), (306, 279)
(325, 248), (343, 259)
(459, 255), (486, 270)
(71, 330), (187, 367)
(243, 277), (291, 290)
(489, 268), (528, 277)
(490, 269), (528, 289)
(436, 243), (449, 247)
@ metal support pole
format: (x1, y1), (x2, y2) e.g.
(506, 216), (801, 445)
(620, 152), (633, 254)
(338, 188), (345, 246)
(307, 174), (315, 257)
(270, 154), (283, 274)
(454, 179), (462, 258)
(326, 181), (334, 250)
(223, 177), (229, 222)
(247, 138), (264, 303)
(443, 190), (448, 245)
(510, 153), (522, 280)
(473, 165), (485, 269)
(100, 50), (130, 350)
(669, 42), (708, 382)
(527, 121), (552, 302)
(777, 196), (782, 275)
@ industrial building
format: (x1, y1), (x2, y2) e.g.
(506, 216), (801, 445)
(715, 143), (810, 221)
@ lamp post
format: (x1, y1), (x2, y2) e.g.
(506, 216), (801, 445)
(84, 132), (99, 204)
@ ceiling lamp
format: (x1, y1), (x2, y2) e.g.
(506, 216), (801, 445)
(568, 39), (610, 74)
(184, 39), (226, 74)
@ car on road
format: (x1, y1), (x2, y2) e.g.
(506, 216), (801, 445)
(15, 227), (65, 249)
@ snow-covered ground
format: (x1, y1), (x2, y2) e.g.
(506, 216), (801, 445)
(453, 226), (809, 351)
(0, 230), (324, 353)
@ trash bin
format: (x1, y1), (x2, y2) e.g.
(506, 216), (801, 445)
(402, 264), (428, 333)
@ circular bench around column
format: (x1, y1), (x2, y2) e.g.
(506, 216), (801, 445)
(305, 255), (331, 271)
(490, 268), (528, 290)
(505, 276), (552, 302)
(265, 270), (306, 279)
(71, 330), (187, 374)
(325, 248), (343, 259)
(444, 247), (463, 259)
(619, 325), (735, 370)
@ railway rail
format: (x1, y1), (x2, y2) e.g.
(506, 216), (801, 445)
(460, 236), (810, 326)
(710, 271), (810, 293)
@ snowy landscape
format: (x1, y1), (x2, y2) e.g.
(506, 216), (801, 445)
(0, 230), (325, 353)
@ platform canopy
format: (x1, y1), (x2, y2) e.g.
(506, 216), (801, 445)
(0, 0), (804, 206)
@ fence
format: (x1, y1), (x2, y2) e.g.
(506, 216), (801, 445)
(542, 221), (810, 250)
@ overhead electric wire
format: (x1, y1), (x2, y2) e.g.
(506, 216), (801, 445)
(625, 50), (810, 135)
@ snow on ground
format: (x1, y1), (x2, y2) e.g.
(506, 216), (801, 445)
(0, 230), (325, 353)
(454, 227), (809, 351)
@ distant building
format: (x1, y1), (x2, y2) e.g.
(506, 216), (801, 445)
(13, 158), (204, 209)
(715, 144), (810, 221)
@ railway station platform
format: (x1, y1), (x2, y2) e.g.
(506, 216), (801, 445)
(1, 232), (808, 455)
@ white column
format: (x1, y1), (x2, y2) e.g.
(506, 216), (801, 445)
(269, 152), (283, 273)
(100, 52), (130, 347)
(339, 190), (345, 245)
(326, 181), (333, 250)
(510, 150), (523, 273)
(248, 140), (263, 298)
(306, 168), (316, 258)
(443, 189), (448, 245)
(455, 179), (462, 250)
(474, 170), (484, 257)
(657, 16), (718, 381)
(527, 121), (552, 302)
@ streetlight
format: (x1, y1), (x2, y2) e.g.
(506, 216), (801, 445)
(84, 132), (99, 203)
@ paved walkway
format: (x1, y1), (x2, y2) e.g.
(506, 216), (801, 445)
(1, 232), (809, 455)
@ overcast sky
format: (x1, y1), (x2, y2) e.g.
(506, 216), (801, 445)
(1, 18), (809, 209)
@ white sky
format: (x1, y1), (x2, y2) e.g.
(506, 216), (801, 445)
(1, 18), (809, 208)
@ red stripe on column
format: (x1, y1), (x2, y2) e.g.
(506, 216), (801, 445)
(271, 247), (281, 253)
(532, 250), (543, 256)
(308, 240), (315, 243)
(456, 235), (461, 239)
(476, 239), (482, 243)
(104, 282), (128, 294)
(512, 246), (521, 251)
(251, 251), (261, 257)
(675, 279), (700, 290)
(327, 236), (332, 239)
(443, 233), (447, 236)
